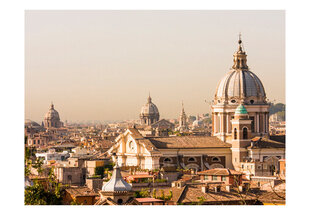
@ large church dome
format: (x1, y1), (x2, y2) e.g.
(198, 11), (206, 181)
(215, 70), (266, 99)
(214, 37), (267, 105)
(211, 36), (270, 141)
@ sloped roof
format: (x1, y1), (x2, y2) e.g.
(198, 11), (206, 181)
(127, 128), (144, 139)
(179, 184), (258, 204)
(269, 135), (285, 144)
(249, 137), (285, 149)
(150, 119), (175, 128)
(65, 187), (98, 197)
(258, 191), (285, 204)
(198, 168), (242, 176)
(102, 164), (132, 192)
(147, 136), (231, 149)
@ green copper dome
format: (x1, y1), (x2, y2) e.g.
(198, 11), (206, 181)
(235, 104), (248, 115)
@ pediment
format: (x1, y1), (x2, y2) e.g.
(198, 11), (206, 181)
(151, 119), (175, 128)
(107, 129), (152, 156)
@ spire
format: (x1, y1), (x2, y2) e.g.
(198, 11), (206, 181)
(50, 102), (54, 109)
(147, 92), (152, 103)
(238, 32), (243, 52)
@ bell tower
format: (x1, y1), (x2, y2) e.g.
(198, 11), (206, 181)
(231, 104), (252, 170)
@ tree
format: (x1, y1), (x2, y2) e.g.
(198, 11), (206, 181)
(24, 180), (63, 205)
(25, 166), (64, 205)
(25, 182), (48, 205)
(134, 188), (150, 198)
(32, 157), (44, 176)
(152, 189), (157, 198)
(159, 189), (165, 200)
(197, 196), (206, 205)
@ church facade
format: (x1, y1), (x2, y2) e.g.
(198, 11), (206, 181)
(107, 37), (285, 174)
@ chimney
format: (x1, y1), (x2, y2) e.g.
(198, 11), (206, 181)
(201, 186), (209, 193)
(225, 185), (231, 192)
(250, 141), (254, 148)
(214, 186), (221, 193)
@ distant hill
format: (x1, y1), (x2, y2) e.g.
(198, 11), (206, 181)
(270, 103), (286, 121)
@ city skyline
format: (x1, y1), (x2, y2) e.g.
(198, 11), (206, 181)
(25, 10), (285, 123)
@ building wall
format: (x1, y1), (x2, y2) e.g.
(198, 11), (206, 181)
(54, 167), (86, 186)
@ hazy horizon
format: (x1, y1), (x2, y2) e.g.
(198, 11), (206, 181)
(25, 10), (285, 123)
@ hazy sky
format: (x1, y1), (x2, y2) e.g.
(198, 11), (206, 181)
(25, 10), (285, 123)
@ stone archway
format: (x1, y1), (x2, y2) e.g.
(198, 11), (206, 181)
(210, 163), (224, 169)
(185, 163), (200, 173)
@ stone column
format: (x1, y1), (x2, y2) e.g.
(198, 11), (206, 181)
(266, 113), (270, 134)
(219, 113), (223, 134)
(256, 113), (260, 133)
(226, 113), (230, 134)
(262, 113), (265, 133)
(214, 113), (218, 133)
(212, 113), (215, 134)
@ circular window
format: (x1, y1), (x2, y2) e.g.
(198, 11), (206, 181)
(117, 198), (123, 204)
(250, 100), (254, 104)
(231, 100), (236, 103)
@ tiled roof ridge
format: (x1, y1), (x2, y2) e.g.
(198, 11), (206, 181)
(176, 185), (188, 204)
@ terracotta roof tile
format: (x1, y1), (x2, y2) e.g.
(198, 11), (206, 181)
(65, 187), (98, 197)
(198, 168), (242, 176)
(249, 137), (285, 149)
(147, 136), (231, 149)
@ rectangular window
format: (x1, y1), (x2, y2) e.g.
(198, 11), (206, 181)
(212, 176), (217, 181)
(222, 176), (226, 181)
(204, 176), (208, 180)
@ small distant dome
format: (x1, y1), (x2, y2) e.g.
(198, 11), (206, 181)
(102, 164), (132, 192)
(140, 96), (159, 116)
(235, 104), (248, 115)
(44, 103), (63, 128)
(25, 119), (41, 127)
(140, 94), (160, 125)
(45, 103), (60, 121)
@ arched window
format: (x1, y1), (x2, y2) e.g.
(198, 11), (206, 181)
(163, 157), (172, 163)
(234, 128), (237, 139)
(211, 157), (221, 162)
(188, 157), (196, 162)
(243, 127), (248, 139)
